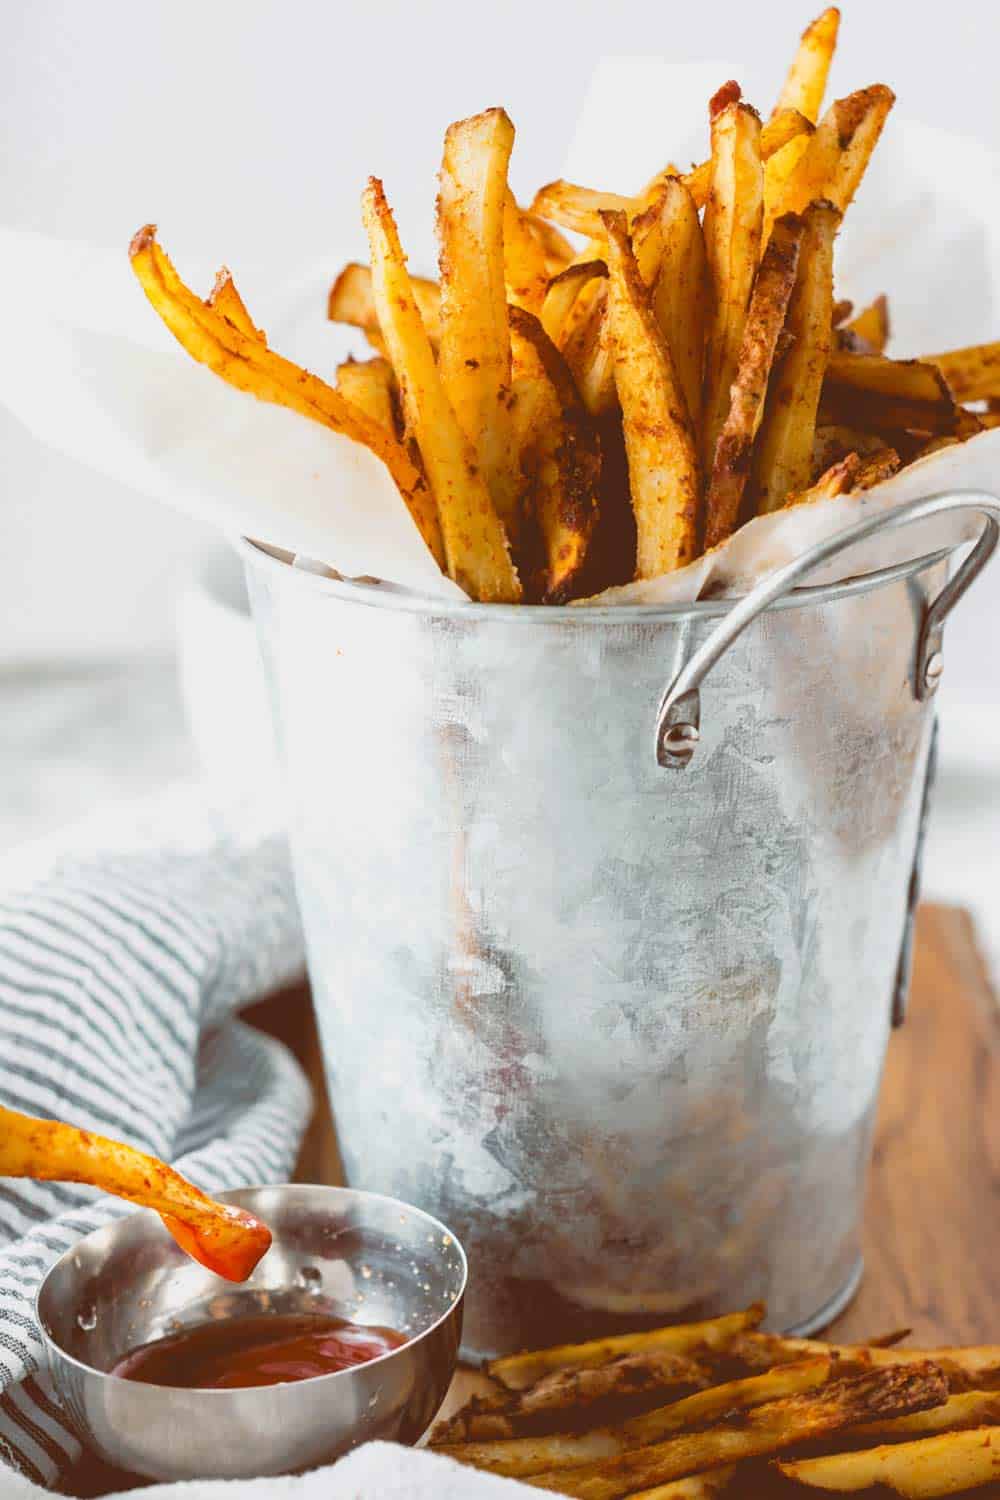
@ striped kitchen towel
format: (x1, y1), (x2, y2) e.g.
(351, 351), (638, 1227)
(0, 786), (311, 1487)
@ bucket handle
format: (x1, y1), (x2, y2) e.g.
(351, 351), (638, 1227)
(655, 490), (1000, 769)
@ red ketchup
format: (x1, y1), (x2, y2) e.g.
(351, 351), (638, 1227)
(111, 1312), (407, 1389)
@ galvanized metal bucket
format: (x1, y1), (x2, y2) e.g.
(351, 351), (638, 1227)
(242, 492), (999, 1358)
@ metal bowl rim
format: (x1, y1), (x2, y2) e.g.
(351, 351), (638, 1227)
(238, 537), (953, 622)
(35, 1183), (467, 1397)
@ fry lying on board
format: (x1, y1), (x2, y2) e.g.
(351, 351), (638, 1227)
(0, 1104), (270, 1281)
(131, 8), (999, 601)
(431, 1304), (1000, 1497)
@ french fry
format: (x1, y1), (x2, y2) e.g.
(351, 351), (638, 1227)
(524, 211), (575, 272)
(775, 1426), (1000, 1496)
(328, 260), (441, 349)
(569, 287), (619, 417)
(508, 307), (601, 602)
(628, 1472), (735, 1500)
(774, 7), (841, 123)
(335, 356), (397, 432)
(361, 179), (518, 600)
(603, 211), (701, 576)
(437, 1358), (833, 1480)
(525, 1366), (949, 1499)
(823, 351), (959, 434)
(701, 101), (764, 473)
(777, 84), (895, 218)
(812, 423), (896, 477)
(789, 446), (900, 505)
(852, 1390), (1000, 1440)
(541, 260), (608, 346)
(752, 199), (839, 513)
(488, 1306), (765, 1392)
(685, 107), (812, 214)
(845, 293), (890, 353)
(530, 181), (635, 237)
(206, 266), (263, 340)
(728, 1333), (1000, 1390)
(705, 212), (804, 547)
(924, 340), (1000, 402)
(505, 190), (554, 313)
(437, 108), (522, 540)
(130, 224), (446, 571)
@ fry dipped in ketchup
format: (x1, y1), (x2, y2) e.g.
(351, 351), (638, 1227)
(0, 1105), (271, 1281)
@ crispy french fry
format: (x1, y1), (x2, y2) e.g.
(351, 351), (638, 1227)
(701, 101), (764, 472)
(603, 211), (700, 577)
(335, 356), (397, 432)
(823, 351), (958, 434)
(130, 224), (445, 571)
(649, 179), (708, 437)
(436, 1358), (834, 1480)
(776, 1426), (1000, 1496)
(523, 212), (575, 272)
(568, 287), (619, 417)
(852, 1390), (1000, 1440)
(526, 1366), (949, 1499)
(328, 260), (441, 349)
(774, 7), (841, 123)
(705, 212), (804, 547)
(361, 179), (518, 600)
(789, 446), (900, 504)
(530, 180), (635, 237)
(729, 1334), (1000, 1390)
(627, 1470), (736, 1500)
(0, 1104), (270, 1282)
(207, 266), (263, 340)
(488, 1306), (765, 1393)
(541, 260), (608, 346)
(812, 423), (896, 478)
(845, 293), (890, 353)
(437, 108), (522, 539)
(924, 340), (1000, 402)
(777, 84), (895, 218)
(505, 190), (554, 314)
(508, 307), (601, 602)
(752, 199), (839, 513)
(685, 107), (812, 213)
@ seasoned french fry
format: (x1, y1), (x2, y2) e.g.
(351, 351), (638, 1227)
(845, 293), (890, 353)
(603, 211), (700, 577)
(328, 260), (441, 349)
(777, 84), (895, 218)
(530, 180), (635, 237)
(437, 1359), (831, 1479)
(568, 287), (619, 418)
(361, 179), (518, 600)
(526, 1366), (949, 1499)
(488, 1306), (765, 1393)
(628, 1471), (736, 1500)
(649, 180), (708, 438)
(705, 212), (804, 547)
(686, 107), (811, 213)
(776, 1426), (1000, 1496)
(852, 1390), (1000, 1440)
(924, 340), (1000, 402)
(206, 266), (263, 340)
(774, 7), (841, 123)
(523, 212), (575, 272)
(812, 423), (895, 478)
(437, 108), (522, 539)
(130, 224), (445, 570)
(728, 1333), (1000, 1390)
(505, 190), (554, 314)
(789, 446), (900, 505)
(335, 356), (396, 432)
(701, 101), (764, 473)
(541, 260), (608, 346)
(823, 351), (958, 434)
(752, 199), (839, 513)
(508, 307), (601, 602)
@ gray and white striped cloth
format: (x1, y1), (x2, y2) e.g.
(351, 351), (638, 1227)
(0, 787), (311, 1487)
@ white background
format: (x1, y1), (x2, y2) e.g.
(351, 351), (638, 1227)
(1, 0), (999, 680)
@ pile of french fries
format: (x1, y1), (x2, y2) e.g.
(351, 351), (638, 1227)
(430, 1304), (1000, 1497)
(130, 8), (1000, 604)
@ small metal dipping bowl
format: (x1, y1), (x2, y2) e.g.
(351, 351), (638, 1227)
(36, 1185), (466, 1481)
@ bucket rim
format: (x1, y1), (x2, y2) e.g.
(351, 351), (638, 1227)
(237, 537), (952, 623)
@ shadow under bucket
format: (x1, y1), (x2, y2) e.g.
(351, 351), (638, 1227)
(241, 492), (1000, 1359)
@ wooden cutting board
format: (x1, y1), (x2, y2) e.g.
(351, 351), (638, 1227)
(248, 900), (1000, 1414)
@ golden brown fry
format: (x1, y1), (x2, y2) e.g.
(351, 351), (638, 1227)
(811, 423), (896, 478)
(845, 293), (890, 353)
(789, 447), (900, 505)
(508, 307), (601, 603)
(649, 180), (708, 437)
(776, 1426), (1000, 1495)
(686, 108), (812, 213)
(489, 1306), (765, 1393)
(774, 7), (841, 123)
(335, 356), (397, 432)
(0, 1104), (270, 1282)
(130, 224), (445, 570)
(541, 260), (608, 346)
(526, 1366), (948, 1499)
(729, 1334), (1000, 1390)
(823, 351), (958, 434)
(524, 212), (575, 271)
(437, 108), (521, 539)
(569, 287), (618, 418)
(361, 180), (518, 600)
(701, 101), (764, 473)
(627, 1471), (736, 1500)
(530, 180), (635, 237)
(328, 260), (441, 349)
(777, 84), (895, 218)
(705, 212), (804, 547)
(207, 266), (263, 340)
(852, 1390), (1000, 1440)
(752, 199), (839, 513)
(924, 340), (1000, 402)
(603, 211), (700, 577)
(436, 1358), (834, 1480)
(504, 190), (554, 314)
